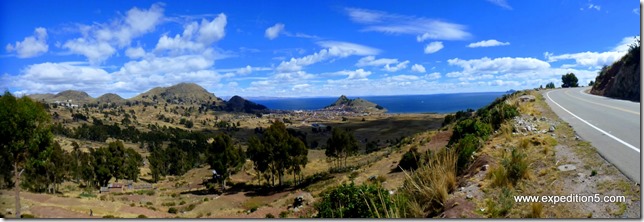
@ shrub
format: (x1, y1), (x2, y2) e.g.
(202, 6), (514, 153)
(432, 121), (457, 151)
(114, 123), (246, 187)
(454, 134), (481, 172)
(279, 211), (289, 218)
(146, 201), (153, 205)
(185, 204), (196, 212)
(448, 119), (492, 145)
(137, 214), (148, 218)
(397, 148), (420, 171)
(179, 200), (186, 205)
(315, 182), (393, 218)
(502, 147), (528, 185)
(102, 215), (117, 218)
(168, 207), (178, 214)
(265, 213), (275, 218)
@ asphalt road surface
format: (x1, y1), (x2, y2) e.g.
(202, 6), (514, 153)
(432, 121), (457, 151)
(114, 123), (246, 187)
(543, 87), (640, 183)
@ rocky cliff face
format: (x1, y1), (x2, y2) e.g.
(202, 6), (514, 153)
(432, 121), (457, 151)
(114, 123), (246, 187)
(590, 42), (640, 102)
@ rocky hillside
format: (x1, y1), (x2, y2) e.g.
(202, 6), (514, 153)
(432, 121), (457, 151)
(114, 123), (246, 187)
(224, 95), (269, 114)
(96, 93), (126, 104)
(590, 40), (640, 102)
(324, 95), (386, 113)
(29, 90), (96, 105)
(132, 82), (225, 105)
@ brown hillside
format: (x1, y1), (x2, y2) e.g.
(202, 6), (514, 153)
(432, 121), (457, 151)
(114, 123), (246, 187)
(132, 82), (225, 105)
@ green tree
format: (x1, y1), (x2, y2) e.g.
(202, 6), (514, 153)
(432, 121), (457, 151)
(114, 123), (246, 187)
(325, 128), (359, 168)
(123, 148), (143, 182)
(207, 134), (245, 189)
(247, 121), (309, 187)
(0, 91), (53, 218)
(561, 73), (579, 88)
(588, 80), (595, 86)
(545, 82), (556, 89)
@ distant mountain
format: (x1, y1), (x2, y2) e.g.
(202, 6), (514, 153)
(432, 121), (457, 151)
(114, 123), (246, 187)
(590, 41), (640, 102)
(31, 90), (96, 104)
(97, 93), (126, 104)
(132, 82), (225, 105)
(224, 95), (269, 114)
(324, 95), (387, 113)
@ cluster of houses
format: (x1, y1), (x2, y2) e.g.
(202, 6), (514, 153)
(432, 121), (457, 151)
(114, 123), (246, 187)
(53, 99), (79, 109)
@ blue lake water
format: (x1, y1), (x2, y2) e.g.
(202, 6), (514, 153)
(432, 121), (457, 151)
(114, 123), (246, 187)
(249, 92), (508, 114)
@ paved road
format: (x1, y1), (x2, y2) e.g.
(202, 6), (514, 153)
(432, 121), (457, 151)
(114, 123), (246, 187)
(543, 87), (640, 183)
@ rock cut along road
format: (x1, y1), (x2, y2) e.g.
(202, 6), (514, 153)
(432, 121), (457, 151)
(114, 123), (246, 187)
(543, 87), (640, 183)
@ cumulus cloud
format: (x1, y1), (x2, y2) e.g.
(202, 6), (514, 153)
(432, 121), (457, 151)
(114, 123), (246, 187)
(63, 38), (117, 64)
(265, 23), (285, 40)
(424, 41), (444, 54)
(384, 61), (409, 72)
(544, 36), (638, 68)
(6, 27), (49, 58)
(7, 62), (112, 95)
(155, 13), (227, 54)
(356, 56), (398, 67)
(277, 41), (379, 72)
(334, 69), (372, 79)
(424, 72), (441, 80)
(345, 8), (470, 41)
(125, 47), (146, 59)
(486, 0), (512, 10)
(467, 39), (510, 48)
(448, 57), (551, 75)
(411, 64), (426, 73)
(588, 4), (601, 11)
(63, 3), (165, 64)
(197, 13), (227, 45)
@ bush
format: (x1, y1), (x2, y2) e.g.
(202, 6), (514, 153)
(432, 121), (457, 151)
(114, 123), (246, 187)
(168, 207), (178, 214)
(454, 134), (481, 172)
(279, 211), (289, 218)
(102, 215), (117, 218)
(397, 148), (420, 171)
(137, 214), (148, 218)
(185, 204), (196, 212)
(179, 200), (186, 205)
(448, 119), (492, 146)
(315, 182), (393, 218)
(265, 213), (275, 218)
(489, 147), (528, 187)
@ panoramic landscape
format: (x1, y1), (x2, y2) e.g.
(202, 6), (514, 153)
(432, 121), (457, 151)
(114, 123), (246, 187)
(0, 0), (641, 219)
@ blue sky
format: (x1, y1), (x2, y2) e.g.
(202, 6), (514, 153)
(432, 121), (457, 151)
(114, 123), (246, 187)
(0, 0), (640, 98)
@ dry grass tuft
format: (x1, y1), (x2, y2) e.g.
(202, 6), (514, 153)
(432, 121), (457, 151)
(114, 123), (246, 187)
(398, 149), (457, 217)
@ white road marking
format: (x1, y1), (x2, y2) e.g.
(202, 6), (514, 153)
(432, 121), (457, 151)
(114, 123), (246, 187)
(546, 89), (640, 153)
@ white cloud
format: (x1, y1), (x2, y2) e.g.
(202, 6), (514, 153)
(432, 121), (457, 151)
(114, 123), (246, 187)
(633, 8), (640, 15)
(63, 38), (116, 65)
(424, 41), (444, 54)
(155, 14), (228, 55)
(588, 4), (601, 11)
(277, 41), (379, 72)
(292, 84), (311, 90)
(424, 72), (441, 80)
(411, 64), (426, 73)
(544, 36), (639, 68)
(237, 65), (253, 75)
(7, 62), (112, 95)
(6, 27), (49, 58)
(265, 23), (285, 40)
(486, 0), (512, 10)
(356, 56), (398, 67)
(334, 69), (372, 79)
(63, 3), (165, 64)
(125, 47), (146, 59)
(448, 57), (551, 75)
(384, 61), (409, 72)
(197, 13), (227, 45)
(388, 75), (419, 81)
(467, 39), (510, 48)
(345, 8), (470, 41)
